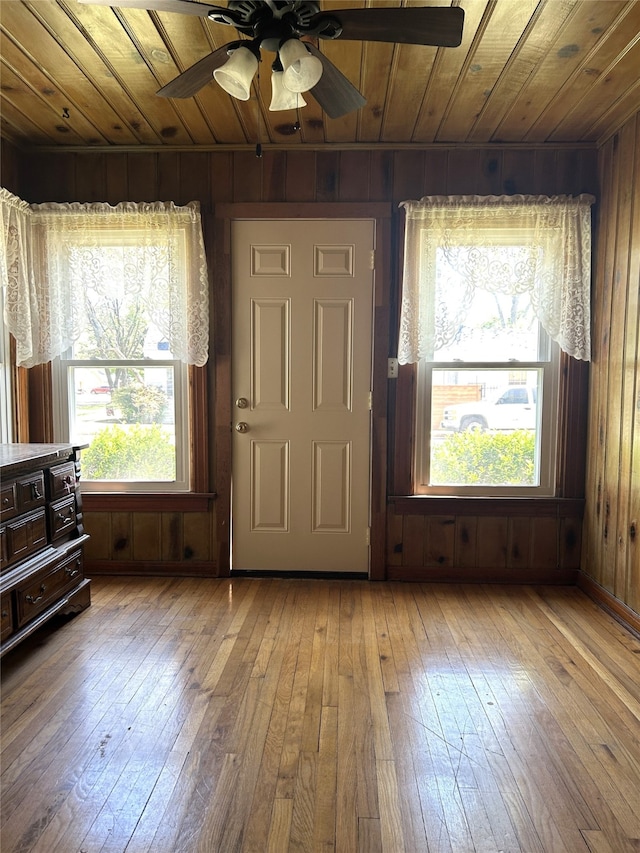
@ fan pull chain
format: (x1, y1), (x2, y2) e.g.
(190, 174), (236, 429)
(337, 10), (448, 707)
(293, 100), (301, 135)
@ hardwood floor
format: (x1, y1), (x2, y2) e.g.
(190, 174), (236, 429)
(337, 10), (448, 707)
(1, 577), (639, 853)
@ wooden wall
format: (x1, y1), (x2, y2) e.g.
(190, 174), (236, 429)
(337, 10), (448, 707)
(582, 112), (640, 620)
(0, 139), (21, 195)
(17, 146), (598, 208)
(11, 144), (600, 580)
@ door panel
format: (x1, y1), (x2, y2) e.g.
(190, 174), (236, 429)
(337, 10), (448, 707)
(252, 298), (290, 410)
(232, 218), (374, 573)
(313, 299), (353, 410)
(251, 440), (289, 531)
(312, 441), (351, 532)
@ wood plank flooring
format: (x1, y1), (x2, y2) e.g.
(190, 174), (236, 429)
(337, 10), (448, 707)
(1, 577), (639, 853)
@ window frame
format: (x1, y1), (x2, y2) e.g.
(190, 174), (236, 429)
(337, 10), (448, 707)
(51, 354), (191, 493)
(413, 348), (561, 497)
(406, 228), (563, 498)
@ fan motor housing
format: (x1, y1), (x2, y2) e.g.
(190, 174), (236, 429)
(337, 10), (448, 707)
(226, 1), (320, 31)
(219, 1), (342, 45)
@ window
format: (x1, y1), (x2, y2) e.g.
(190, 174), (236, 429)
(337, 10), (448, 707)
(398, 194), (594, 497)
(1, 194), (209, 492)
(49, 225), (202, 492)
(51, 246), (190, 490)
(413, 250), (559, 495)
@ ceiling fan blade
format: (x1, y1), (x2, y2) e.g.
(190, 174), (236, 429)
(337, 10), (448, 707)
(311, 6), (465, 47)
(77, 0), (229, 18)
(305, 44), (366, 119)
(157, 43), (236, 98)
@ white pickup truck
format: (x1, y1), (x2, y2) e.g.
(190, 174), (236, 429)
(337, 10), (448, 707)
(440, 386), (538, 432)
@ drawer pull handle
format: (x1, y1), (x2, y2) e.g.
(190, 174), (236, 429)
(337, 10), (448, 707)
(57, 506), (75, 522)
(65, 564), (80, 578)
(26, 584), (46, 604)
(2, 497), (9, 506)
(31, 484), (43, 500)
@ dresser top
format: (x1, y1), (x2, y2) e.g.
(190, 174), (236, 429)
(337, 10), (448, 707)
(0, 443), (75, 476)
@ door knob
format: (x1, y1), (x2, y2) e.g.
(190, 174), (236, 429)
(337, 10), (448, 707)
(235, 422), (249, 433)
(236, 397), (248, 409)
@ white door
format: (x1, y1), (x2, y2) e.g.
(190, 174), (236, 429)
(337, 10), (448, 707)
(231, 218), (375, 573)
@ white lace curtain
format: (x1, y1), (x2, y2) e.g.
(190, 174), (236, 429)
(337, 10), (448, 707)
(397, 194), (595, 364)
(1, 189), (36, 363)
(1, 191), (209, 368)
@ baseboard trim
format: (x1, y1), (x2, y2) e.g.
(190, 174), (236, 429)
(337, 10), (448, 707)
(86, 559), (218, 578)
(576, 572), (640, 638)
(386, 565), (578, 584)
(231, 569), (369, 580)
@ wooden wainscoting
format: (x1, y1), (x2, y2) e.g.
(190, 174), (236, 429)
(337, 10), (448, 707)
(1, 576), (639, 852)
(387, 498), (583, 583)
(83, 494), (217, 577)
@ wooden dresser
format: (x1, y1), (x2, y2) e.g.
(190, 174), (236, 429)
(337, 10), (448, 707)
(1, 443), (91, 657)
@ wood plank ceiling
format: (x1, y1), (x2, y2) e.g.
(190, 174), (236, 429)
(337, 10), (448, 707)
(1, 0), (639, 150)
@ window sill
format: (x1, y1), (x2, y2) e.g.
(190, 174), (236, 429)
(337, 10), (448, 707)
(389, 495), (584, 517)
(82, 492), (216, 513)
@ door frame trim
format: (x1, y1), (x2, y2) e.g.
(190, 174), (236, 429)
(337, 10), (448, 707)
(213, 202), (392, 579)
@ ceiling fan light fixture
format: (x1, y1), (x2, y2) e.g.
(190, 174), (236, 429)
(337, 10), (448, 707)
(269, 70), (307, 111)
(279, 38), (323, 93)
(213, 45), (259, 100)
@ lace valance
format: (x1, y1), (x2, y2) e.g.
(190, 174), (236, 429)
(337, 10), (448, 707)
(397, 194), (595, 363)
(1, 193), (209, 368)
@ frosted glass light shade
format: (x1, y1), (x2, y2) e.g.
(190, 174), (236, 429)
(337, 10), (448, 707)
(269, 71), (307, 111)
(279, 39), (323, 93)
(213, 47), (258, 100)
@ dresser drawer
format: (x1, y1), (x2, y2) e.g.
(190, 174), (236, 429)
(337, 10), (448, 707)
(48, 495), (77, 541)
(15, 548), (85, 627)
(1, 591), (13, 641)
(6, 508), (48, 564)
(0, 526), (7, 569)
(16, 470), (46, 513)
(1, 482), (17, 522)
(47, 462), (76, 500)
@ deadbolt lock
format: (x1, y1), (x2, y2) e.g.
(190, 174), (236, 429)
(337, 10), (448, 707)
(236, 397), (248, 409)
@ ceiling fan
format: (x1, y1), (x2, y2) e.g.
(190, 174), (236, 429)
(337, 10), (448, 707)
(79, 0), (465, 118)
